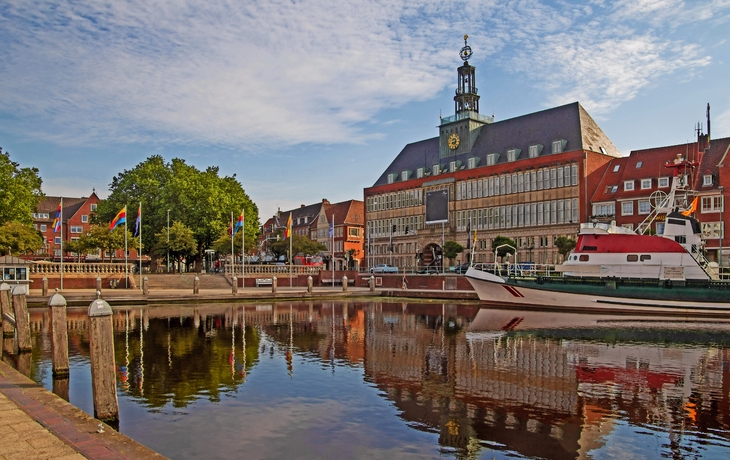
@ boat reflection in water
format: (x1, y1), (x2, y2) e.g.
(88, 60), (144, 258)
(25, 303), (730, 459)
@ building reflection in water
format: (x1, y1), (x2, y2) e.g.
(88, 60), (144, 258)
(24, 303), (730, 459)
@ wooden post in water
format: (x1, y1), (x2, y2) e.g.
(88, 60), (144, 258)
(342, 276), (348, 292)
(142, 276), (149, 296)
(272, 276), (277, 294)
(0, 283), (13, 338)
(87, 293), (119, 423)
(307, 276), (313, 294)
(48, 290), (69, 377)
(370, 275), (375, 292)
(232, 276), (238, 294)
(96, 276), (102, 293)
(42, 276), (48, 296)
(193, 276), (200, 294)
(11, 284), (32, 352)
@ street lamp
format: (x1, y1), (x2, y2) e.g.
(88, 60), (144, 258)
(166, 209), (170, 273)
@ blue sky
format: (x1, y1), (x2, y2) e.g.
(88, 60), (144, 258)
(1, 0), (729, 222)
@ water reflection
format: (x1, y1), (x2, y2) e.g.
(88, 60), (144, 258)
(22, 303), (730, 459)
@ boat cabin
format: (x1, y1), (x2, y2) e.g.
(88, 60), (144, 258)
(0, 256), (33, 285)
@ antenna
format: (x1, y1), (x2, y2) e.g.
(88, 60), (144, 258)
(707, 102), (711, 141)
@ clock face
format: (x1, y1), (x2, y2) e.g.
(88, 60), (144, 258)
(447, 133), (461, 150)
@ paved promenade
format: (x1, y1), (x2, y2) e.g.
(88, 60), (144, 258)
(0, 360), (166, 459)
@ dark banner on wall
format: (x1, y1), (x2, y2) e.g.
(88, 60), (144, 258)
(425, 189), (449, 224)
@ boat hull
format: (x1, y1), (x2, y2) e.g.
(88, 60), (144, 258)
(465, 268), (730, 315)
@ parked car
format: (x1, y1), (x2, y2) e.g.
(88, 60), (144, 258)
(454, 263), (471, 274)
(370, 264), (399, 273)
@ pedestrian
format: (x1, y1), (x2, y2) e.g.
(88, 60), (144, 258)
(402, 274), (408, 290)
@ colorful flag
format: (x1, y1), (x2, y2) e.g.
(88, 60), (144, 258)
(228, 216), (233, 236)
(681, 197), (698, 216)
(110, 206), (127, 231)
(133, 205), (141, 237)
(52, 204), (61, 232)
(233, 210), (244, 235)
(328, 216), (334, 238)
(285, 213), (292, 238)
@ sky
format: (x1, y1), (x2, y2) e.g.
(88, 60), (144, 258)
(1, 0), (729, 224)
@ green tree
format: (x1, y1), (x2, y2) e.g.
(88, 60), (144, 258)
(443, 240), (464, 266)
(0, 222), (43, 255)
(212, 228), (258, 256)
(555, 236), (577, 260)
(82, 225), (137, 263)
(154, 221), (196, 272)
(491, 236), (517, 259)
(0, 149), (43, 226)
(99, 156), (258, 271)
(269, 234), (326, 260)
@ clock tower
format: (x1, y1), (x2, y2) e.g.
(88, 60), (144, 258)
(439, 35), (492, 159)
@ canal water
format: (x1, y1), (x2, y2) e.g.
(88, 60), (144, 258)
(17, 301), (730, 459)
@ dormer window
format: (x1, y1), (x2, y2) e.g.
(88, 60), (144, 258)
(528, 145), (542, 158)
(658, 177), (669, 188)
(641, 179), (652, 190)
(401, 170), (411, 181)
(624, 180), (634, 191)
(507, 149), (521, 162)
(612, 165), (620, 173)
(703, 174), (713, 186)
(486, 153), (499, 166)
(450, 161), (456, 172)
(467, 157), (479, 169)
(636, 161), (643, 168)
(416, 167), (424, 179)
(552, 139), (567, 154)
(387, 173), (396, 184)
(432, 165), (440, 176)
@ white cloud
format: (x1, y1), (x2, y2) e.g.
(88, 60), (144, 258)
(715, 107), (730, 137)
(0, 0), (724, 150)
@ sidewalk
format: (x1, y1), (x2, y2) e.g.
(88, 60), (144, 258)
(0, 360), (166, 459)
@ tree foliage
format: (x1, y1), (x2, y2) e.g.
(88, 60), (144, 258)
(491, 236), (517, 258)
(443, 240), (464, 263)
(0, 222), (43, 255)
(98, 156), (258, 269)
(154, 221), (196, 271)
(269, 234), (326, 260)
(212, 228), (258, 255)
(79, 224), (138, 263)
(555, 236), (577, 258)
(0, 149), (43, 226)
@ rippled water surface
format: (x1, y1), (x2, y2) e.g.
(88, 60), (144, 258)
(15, 302), (730, 459)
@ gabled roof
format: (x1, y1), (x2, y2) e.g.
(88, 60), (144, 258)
(698, 136), (730, 190)
(372, 102), (621, 187)
(322, 200), (364, 226)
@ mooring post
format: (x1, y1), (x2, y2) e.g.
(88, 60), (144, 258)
(193, 275), (200, 294)
(370, 275), (375, 292)
(232, 276), (238, 294)
(342, 275), (348, 292)
(48, 289), (69, 377)
(0, 283), (13, 338)
(96, 276), (102, 293)
(42, 276), (48, 297)
(87, 293), (119, 423)
(142, 276), (149, 296)
(11, 284), (32, 352)
(307, 276), (313, 294)
(272, 276), (277, 294)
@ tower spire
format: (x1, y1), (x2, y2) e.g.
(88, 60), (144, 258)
(454, 35), (479, 115)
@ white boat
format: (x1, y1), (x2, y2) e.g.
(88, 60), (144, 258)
(466, 154), (730, 315)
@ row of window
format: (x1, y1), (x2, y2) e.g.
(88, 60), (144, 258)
(456, 199), (580, 231)
(456, 164), (579, 200)
(366, 189), (424, 212)
(594, 195), (724, 217)
(367, 216), (424, 238)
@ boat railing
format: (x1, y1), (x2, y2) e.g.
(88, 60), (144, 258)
(473, 262), (557, 278)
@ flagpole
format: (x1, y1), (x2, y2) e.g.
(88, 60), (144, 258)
(331, 214), (334, 287)
(289, 212), (292, 288)
(241, 209), (245, 290)
(125, 206), (128, 289)
(60, 198), (64, 292)
(230, 211), (234, 280)
(139, 202), (142, 291)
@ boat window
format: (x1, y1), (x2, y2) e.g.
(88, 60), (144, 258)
(627, 255), (639, 262)
(579, 255), (589, 261)
(640, 255), (651, 261)
(582, 245), (597, 251)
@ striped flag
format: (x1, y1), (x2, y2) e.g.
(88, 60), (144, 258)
(285, 213), (292, 239)
(110, 206), (127, 231)
(133, 205), (141, 237)
(52, 204), (61, 232)
(233, 209), (244, 235)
